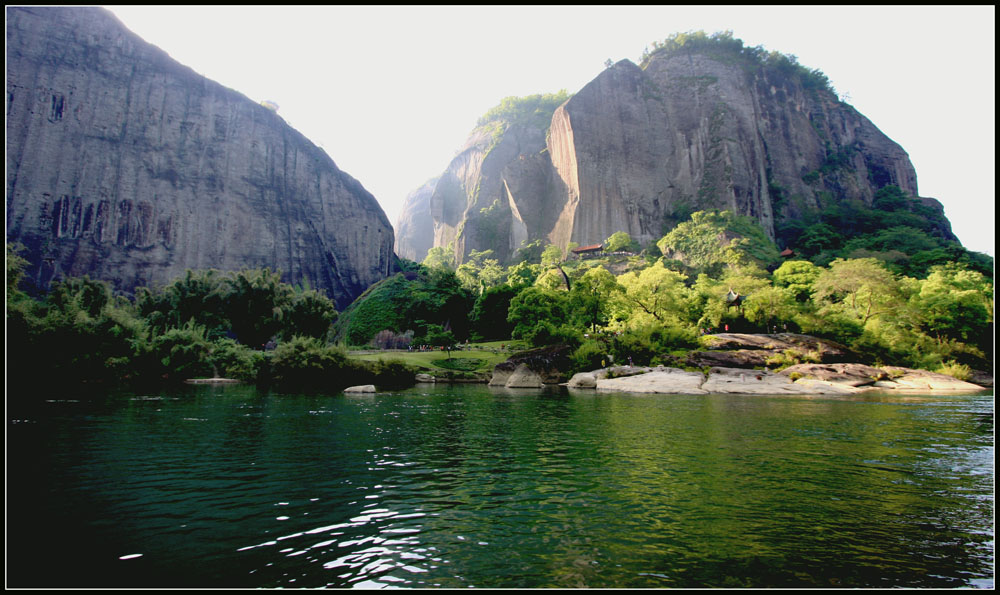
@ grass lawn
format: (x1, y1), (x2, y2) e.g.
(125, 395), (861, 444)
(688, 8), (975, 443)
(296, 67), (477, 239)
(348, 340), (525, 377)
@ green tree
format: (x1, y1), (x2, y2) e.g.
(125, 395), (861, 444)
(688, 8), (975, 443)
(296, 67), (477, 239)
(283, 288), (338, 340)
(615, 261), (692, 328)
(569, 266), (622, 332)
(470, 284), (520, 340)
(422, 245), (455, 270)
(508, 286), (571, 341)
(423, 324), (457, 357)
(6, 242), (29, 298)
(540, 243), (564, 266)
(604, 231), (636, 253)
(137, 269), (227, 337)
(909, 263), (993, 347)
(222, 268), (294, 347)
(813, 258), (904, 327)
(772, 259), (822, 301)
(657, 210), (779, 274)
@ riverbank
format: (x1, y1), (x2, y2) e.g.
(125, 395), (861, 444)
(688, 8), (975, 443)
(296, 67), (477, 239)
(564, 364), (987, 395)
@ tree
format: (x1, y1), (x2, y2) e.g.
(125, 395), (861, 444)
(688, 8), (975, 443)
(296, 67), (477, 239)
(615, 261), (692, 328)
(222, 268), (294, 347)
(455, 249), (504, 293)
(813, 258), (903, 326)
(569, 266), (622, 332)
(6, 243), (28, 298)
(604, 231), (636, 253)
(540, 243), (563, 266)
(423, 324), (456, 357)
(910, 263), (993, 347)
(470, 284), (519, 340)
(422, 245), (455, 270)
(657, 210), (779, 274)
(283, 289), (338, 340)
(507, 286), (571, 341)
(772, 260), (822, 301)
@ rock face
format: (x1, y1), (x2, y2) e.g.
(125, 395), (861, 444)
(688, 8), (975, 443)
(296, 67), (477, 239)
(394, 177), (438, 262)
(682, 333), (857, 368)
(6, 7), (394, 309)
(425, 113), (564, 265)
(489, 344), (574, 386)
(399, 47), (956, 264)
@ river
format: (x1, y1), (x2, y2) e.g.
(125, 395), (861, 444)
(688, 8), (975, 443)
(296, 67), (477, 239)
(6, 382), (994, 588)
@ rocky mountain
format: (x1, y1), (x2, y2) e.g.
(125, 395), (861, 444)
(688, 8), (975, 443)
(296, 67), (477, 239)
(6, 6), (394, 309)
(397, 35), (955, 265)
(394, 176), (438, 262)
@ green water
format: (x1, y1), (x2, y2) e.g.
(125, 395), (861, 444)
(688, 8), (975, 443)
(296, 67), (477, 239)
(6, 383), (994, 588)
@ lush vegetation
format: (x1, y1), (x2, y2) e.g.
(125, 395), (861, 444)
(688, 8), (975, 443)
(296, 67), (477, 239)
(7, 191), (993, 395)
(4, 249), (412, 394)
(639, 30), (836, 96)
(370, 205), (993, 378)
(476, 90), (573, 130)
(475, 91), (572, 153)
(775, 186), (991, 278)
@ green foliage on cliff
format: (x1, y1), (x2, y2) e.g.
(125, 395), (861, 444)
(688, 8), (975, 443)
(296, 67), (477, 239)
(476, 90), (573, 130)
(657, 210), (781, 275)
(639, 30), (835, 96)
(777, 185), (990, 278)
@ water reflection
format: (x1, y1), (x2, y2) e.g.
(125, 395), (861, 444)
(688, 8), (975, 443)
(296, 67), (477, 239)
(5, 384), (993, 588)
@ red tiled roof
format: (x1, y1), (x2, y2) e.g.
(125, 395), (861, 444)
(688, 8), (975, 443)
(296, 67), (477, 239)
(572, 244), (603, 253)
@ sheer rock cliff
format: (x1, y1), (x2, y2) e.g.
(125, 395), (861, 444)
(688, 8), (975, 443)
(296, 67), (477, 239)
(397, 50), (950, 265)
(6, 7), (394, 308)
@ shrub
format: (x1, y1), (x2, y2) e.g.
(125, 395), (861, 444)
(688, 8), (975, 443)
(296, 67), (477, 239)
(269, 336), (351, 392)
(152, 322), (215, 380)
(570, 340), (608, 373)
(936, 361), (972, 381)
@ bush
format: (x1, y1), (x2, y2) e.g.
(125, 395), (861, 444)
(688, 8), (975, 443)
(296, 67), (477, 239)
(570, 340), (608, 373)
(269, 336), (351, 392)
(152, 323), (215, 381)
(209, 338), (265, 382)
(936, 361), (972, 381)
(368, 358), (417, 389)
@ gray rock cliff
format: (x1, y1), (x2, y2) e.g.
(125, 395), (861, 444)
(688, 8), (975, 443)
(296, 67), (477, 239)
(394, 176), (437, 262)
(400, 44), (952, 264)
(6, 6), (394, 309)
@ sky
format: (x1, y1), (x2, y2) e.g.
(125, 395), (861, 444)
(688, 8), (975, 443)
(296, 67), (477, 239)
(103, 5), (995, 256)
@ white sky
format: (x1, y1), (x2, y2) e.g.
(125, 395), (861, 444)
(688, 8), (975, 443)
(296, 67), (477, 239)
(104, 5), (995, 256)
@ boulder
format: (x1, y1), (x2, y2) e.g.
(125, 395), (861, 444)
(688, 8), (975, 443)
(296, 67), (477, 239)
(566, 372), (597, 388)
(702, 367), (801, 394)
(503, 364), (544, 389)
(344, 385), (376, 393)
(489, 344), (574, 386)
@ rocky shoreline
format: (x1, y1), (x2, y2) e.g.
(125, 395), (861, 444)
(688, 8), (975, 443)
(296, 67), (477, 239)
(563, 364), (986, 395)
(488, 334), (991, 395)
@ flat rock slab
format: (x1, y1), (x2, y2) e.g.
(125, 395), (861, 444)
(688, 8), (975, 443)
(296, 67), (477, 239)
(880, 367), (986, 391)
(596, 369), (708, 394)
(702, 367), (807, 394)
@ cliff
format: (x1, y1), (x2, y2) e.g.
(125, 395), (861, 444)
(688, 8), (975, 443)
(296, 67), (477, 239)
(394, 176), (437, 262)
(6, 6), (394, 309)
(399, 39), (955, 264)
